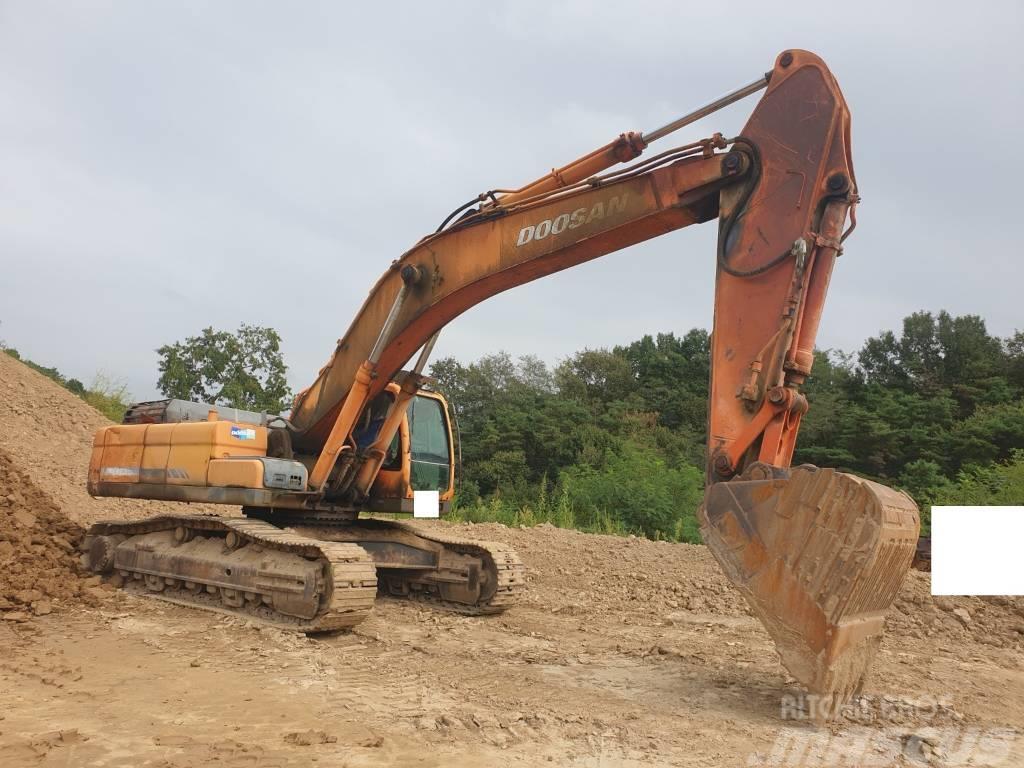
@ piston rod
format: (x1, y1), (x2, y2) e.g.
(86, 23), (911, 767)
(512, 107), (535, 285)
(642, 74), (769, 145)
(412, 332), (440, 375)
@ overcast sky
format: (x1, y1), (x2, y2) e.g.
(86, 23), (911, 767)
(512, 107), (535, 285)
(2, 1), (1021, 401)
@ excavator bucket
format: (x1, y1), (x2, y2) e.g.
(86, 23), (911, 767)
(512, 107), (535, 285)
(700, 465), (919, 717)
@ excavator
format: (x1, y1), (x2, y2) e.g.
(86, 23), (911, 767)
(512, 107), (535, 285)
(82, 50), (919, 712)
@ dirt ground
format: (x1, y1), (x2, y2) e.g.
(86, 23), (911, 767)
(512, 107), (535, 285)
(1, 352), (1023, 767)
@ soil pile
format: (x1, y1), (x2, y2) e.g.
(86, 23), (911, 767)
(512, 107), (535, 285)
(888, 568), (1024, 649)
(0, 448), (93, 620)
(0, 351), (217, 624)
(416, 521), (749, 620)
(420, 520), (1024, 650)
(0, 351), (219, 525)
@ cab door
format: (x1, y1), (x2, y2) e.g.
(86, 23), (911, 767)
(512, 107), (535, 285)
(368, 390), (454, 513)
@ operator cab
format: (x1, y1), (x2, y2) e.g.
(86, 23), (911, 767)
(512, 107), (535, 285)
(368, 389), (455, 514)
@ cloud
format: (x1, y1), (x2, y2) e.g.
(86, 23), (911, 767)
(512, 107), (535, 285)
(0, 1), (1020, 400)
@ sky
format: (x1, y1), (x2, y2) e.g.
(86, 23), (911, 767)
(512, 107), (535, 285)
(1, 1), (1022, 401)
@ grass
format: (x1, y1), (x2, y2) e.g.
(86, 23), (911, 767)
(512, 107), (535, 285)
(448, 483), (628, 538)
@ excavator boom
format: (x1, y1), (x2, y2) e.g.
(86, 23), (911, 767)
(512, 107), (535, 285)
(290, 51), (853, 491)
(85, 50), (918, 716)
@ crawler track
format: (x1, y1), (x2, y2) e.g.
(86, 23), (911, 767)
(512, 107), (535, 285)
(388, 520), (526, 613)
(369, 519), (525, 613)
(83, 515), (378, 632)
(83, 515), (526, 631)
(295, 518), (527, 615)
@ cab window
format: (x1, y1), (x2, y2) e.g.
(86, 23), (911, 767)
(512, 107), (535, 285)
(408, 395), (451, 492)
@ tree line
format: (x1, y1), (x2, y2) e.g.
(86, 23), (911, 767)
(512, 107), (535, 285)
(431, 310), (1024, 539)
(7, 311), (1020, 542)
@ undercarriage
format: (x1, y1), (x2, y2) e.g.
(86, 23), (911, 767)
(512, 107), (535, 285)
(81, 513), (526, 631)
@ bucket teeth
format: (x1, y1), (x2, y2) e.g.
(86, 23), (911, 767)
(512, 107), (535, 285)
(700, 465), (919, 715)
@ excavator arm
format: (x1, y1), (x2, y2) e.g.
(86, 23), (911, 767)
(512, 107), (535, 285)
(287, 50), (919, 711)
(293, 49), (852, 497)
(298, 138), (747, 490)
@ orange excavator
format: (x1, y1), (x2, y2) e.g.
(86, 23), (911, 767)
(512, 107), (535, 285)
(82, 50), (919, 711)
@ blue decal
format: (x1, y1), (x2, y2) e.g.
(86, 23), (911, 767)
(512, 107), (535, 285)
(231, 426), (257, 441)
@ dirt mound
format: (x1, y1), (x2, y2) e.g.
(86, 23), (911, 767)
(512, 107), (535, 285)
(888, 569), (1024, 649)
(0, 351), (219, 525)
(417, 520), (1024, 655)
(415, 521), (748, 620)
(0, 351), (216, 623)
(0, 448), (95, 620)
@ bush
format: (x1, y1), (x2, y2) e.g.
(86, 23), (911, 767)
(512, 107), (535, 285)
(897, 459), (953, 534)
(560, 441), (704, 541)
(82, 373), (131, 422)
(941, 450), (1024, 506)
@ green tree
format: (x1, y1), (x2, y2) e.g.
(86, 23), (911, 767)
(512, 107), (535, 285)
(560, 440), (704, 541)
(555, 348), (635, 404)
(156, 324), (291, 413)
(615, 330), (710, 432)
(858, 311), (1008, 415)
(432, 352), (588, 501)
(437, 310), (1022, 544)
(942, 450), (1024, 505)
(1007, 330), (1024, 394)
(897, 459), (953, 533)
(948, 401), (1024, 470)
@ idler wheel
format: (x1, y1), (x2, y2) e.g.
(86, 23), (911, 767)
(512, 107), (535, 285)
(86, 535), (124, 574)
